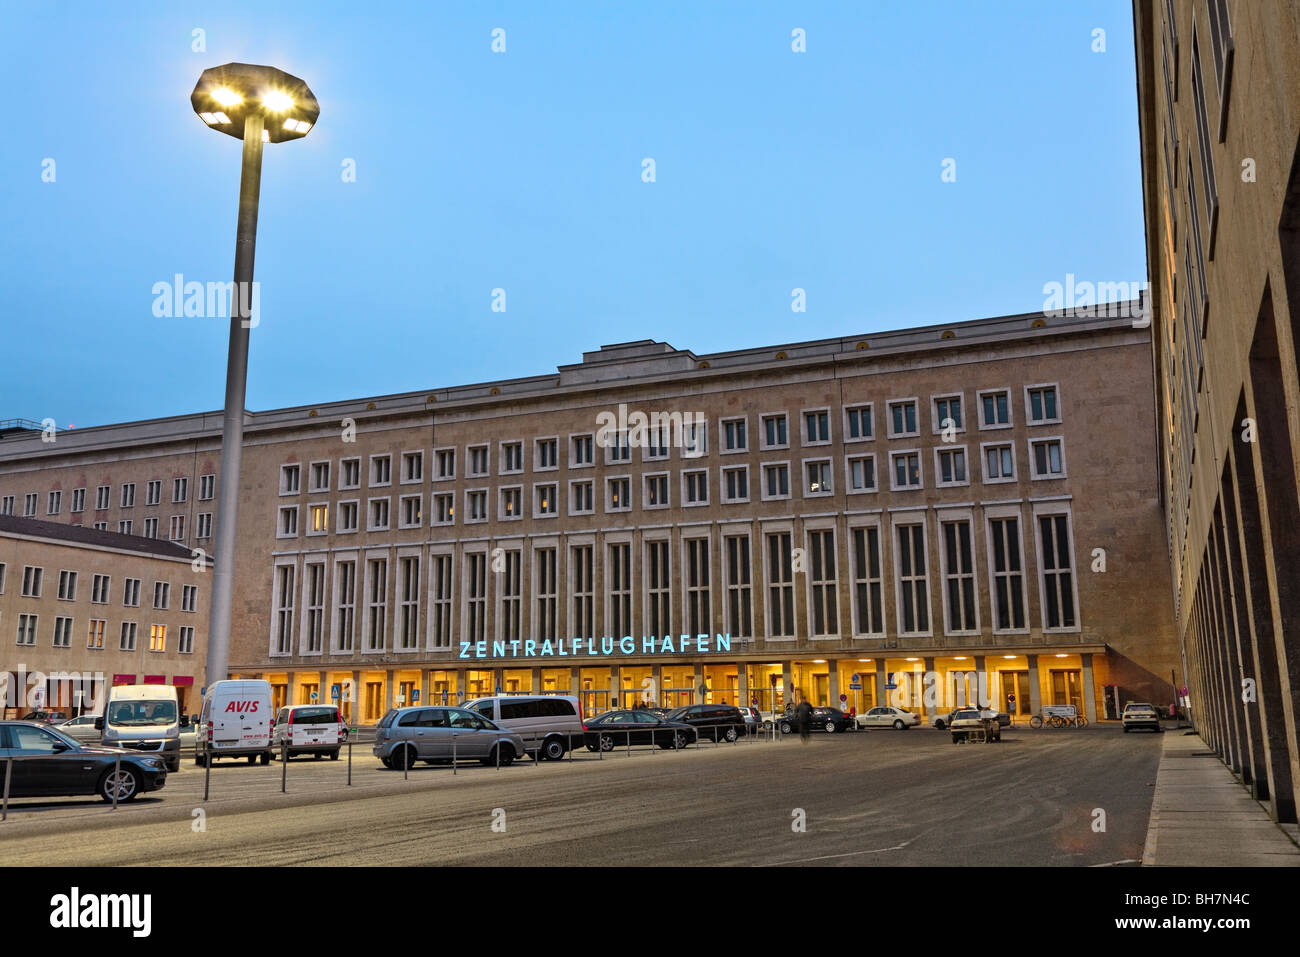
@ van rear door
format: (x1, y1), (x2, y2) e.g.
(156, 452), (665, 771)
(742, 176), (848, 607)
(289, 706), (340, 748)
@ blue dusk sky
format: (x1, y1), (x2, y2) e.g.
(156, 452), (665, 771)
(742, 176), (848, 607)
(0, 1), (1146, 427)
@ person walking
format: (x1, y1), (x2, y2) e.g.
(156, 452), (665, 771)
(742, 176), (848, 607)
(795, 695), (813, 743)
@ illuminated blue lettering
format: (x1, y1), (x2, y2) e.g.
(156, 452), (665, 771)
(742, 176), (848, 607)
(493, 641), (505, 657)
(620, 636), (635, 654)
(601, 637), (614, 655)
(474, 641), (486, 658)
(661, 636), (675, 653)
(717, 634), (731, 652)
(680, 635), (693, 653)
(525, 639), (536, 657)
(541, 640), (554, 656)
(698, 634), (711, 652)
(642, 636), (656, 654)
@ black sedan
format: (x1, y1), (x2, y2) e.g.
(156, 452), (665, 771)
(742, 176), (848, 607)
(583, 710), (697, 751)
(778, 706), (855, 734)
(0, 721), (167, 802)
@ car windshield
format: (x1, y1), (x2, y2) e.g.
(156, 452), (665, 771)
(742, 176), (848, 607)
(107, 700), (177, 727)
(1126, 703), (1154, 711)
(954, 710), (979, 720)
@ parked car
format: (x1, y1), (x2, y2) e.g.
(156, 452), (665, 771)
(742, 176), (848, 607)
(583, 710), (697, 751)
(463, 695), (584, 760)
(58, 713), (103, 744)
(18, 710), (69, 725)
(178, 715), (202, 751)
(271, 704), (346, 760)
(373, 706), (525, 769)
(664, 703), (748, 742)
(0, 721), (167, 802)
(932, 708), (1012, 730)
(1122, 702), (1162, 733)
(194, 679), (275, 767)
(855, 706), (922, 730)
(737, 706), (764, 735)
(777, 706), (855, 734)
(948, 708), (1002, 742)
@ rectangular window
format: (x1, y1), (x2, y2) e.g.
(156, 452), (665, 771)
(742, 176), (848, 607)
(896, 524), (930, 634)
(398, 556), (420, 649)
(58, 569), (78, 601)
(499, 550), (521, 642)
(644, 424), (669, 460)
(646, 540), (671, 638)
(370, 455), (392, 487)
(685, 538), (711, 637)
(761, 414), (788, 449)
(279, 506), (298, 537)
(501, 487), (522, 519)
(2, 495), (15, 515)
(181, 584), (197, 613)
(23, 493), (36, 516)
(936, 447), (968, 486)
(888, 400), (919, 437)
(309, 503), (329, 534)
(200, 474), (216, 500)
(535, 483), (558, 516)
(306, 563), (326, 653)
(368, 498), (390, 530)
(87, 618), (106, 650)
(169, 514), (186, 541)
(1190, 32), (1218, 254)
(607, 542), (632, 636)
(16, 614), (38, 646)
(1026, 385), (1060, 423)
(571, 545), (595, 639)
(847, 454), (876, 492)
(807, 529), (838, 636)
(645, 474), (669, 508)
(607, 477), (631, 512)
(143, 517), (159, 539)
(722, 417), (748, 452)
(941, 520), (977, 633)
(433, 493), (454, 524)
(70, 488), (85, 512)
(891, 451), (922, 489)
(765, 533), (795, 637)
(280, 465), (300, 495)
(467, 490), (488, 522)
(682, 418), (707, 458)
(335, 560), (356, 652)
(501, 442), (523, 473)
(988, 517), (1026, 631)
(401, 451), (423, 483)
(119, 621), (137, 651)
(683, 469), (708, 505)
(429, 554), (452, 648)
(844, 404), (873, 441)
(535, 548), (557, 641)
(149, 623), (166, 653)
(804, 459), (832, 496)
(366, 558), (388, 651)
(605, 430), (631, 464)
(534, 438), (558, 471)
(95, 486), (110, 510)
(400, 495), (422, 527)
(307, 462), (330, 493)
(123, 577), (141, 607)
(91, 574), (110, 604)
(465, 553), (487, 644)
(468, 445), (489, 476)
(54, 616), (73, 648)
(434, 448), (455, 481)
(724, 535), (752, 639)
(47, 490), (61, 515)
(173, 477), (188, 503)
(803, 410), (831, 445)
(983, 443), (1015, 482)
(93, 522), (108, 531)
(762, 463), (790, 499)
(1030, 439), (1065, 478)
(121, 483), (136, 508)
(933, 395), (963, 432)
(341, 458), (361, 489)
(196, 513), (213, 538)
(339, 501), (359, 532)
(274, 565), (295, 654)
(0, 562), (5, 594)
(146, 480), (162, 506)
(979, 390), (1011, 428)
(570, 435), (593, 467)
(178, 626), (195, 654)
(722, 466), (749, 503)
(570, 480), (594, 514)
(22, 566), (43, 598)
(153, 581), (170, 610)
(851, 526), (884, 635)
(118, 520), (134, 535)
(1039, 514), (1077, 629)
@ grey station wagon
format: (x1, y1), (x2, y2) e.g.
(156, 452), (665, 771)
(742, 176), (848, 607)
(373, 706), (526, 770)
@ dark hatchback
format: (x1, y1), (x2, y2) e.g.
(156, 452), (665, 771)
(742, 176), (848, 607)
(778, 706), (855, 734)
(0, 721), (167, 802)
(664, 703), (748, 742)
(583, 710), (697, 751)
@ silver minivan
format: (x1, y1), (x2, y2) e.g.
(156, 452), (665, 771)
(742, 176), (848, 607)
(373, 706), (525, 770)
(462, 695), (584, 760)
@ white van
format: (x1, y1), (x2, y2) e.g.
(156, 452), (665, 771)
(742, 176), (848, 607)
(270, 704), (346, 760)
(462, 695), (583, 760)
(195, 679), (274, 766)
(98, 684), (181, 772)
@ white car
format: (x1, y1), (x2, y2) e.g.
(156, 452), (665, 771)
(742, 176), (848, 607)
(58, 713), (103, 744)
(856, 706), (922, 730)
(1122, 702), (1162, 733)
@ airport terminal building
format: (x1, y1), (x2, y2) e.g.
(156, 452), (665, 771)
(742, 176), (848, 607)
(0, 307), (1177, 724)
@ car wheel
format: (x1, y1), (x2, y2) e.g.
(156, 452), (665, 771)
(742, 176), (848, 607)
(247, 755), (257, 765)
(329, 750), (340, 761)
(260, 752), (271, 765)
(893, 719), (905, 730)
(779, 722), (792, 735)
(672, 731), (689, 749)
(100, 766), (140, 802)
(935, 720), (946, 730)
(167, 759), (180, 773)
(395, 745), (418, 770)
(825, 721), (837, 734)
(495, 745), (516, 767)
(724, 726), (739, 743)
(542, 738), (566, 761)
(599, 734), (616, 752)
(194, 752), (206, 767)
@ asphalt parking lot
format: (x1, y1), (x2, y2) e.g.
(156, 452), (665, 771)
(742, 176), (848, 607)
(0, 724), (1163, 866)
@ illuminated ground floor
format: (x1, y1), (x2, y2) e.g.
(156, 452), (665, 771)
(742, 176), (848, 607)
(238, 646), (1140, 725)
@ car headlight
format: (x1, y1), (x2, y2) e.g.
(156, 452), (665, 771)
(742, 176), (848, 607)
(144, 758), (165, 769)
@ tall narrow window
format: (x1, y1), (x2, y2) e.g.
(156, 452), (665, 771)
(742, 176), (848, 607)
(305, 563), (325, 652)
(808, 529), (838, 636)
(608, 543), (632, 636)
(466, 552), (487, 644)
(851, 527), (884, 635)
(366, 558), (388, 651)
(724, 535), (752, 639)
(989, 517), (1026, 630)
(571, 545), (595, 639)
(430, 555), (452, 647)
(685, 538), (711, 637)
(399, 556), (420, 649)
(941, 521), (977, 632)
(646, 540), (671, 638)
(1039, 514), (1077, 629)
(499, 551), (521, 642)
(274, 565), (295, 654)
(896, 524), (929, 634)
(535, 548), (557, 641)
(336, 560), (356, 651)
(766, 532), (795, 637)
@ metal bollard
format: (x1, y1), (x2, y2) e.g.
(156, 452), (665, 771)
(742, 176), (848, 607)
(281, 741), (288, 793)
(347, 739), (352, 787)
(203, 747), (211, 802)
(2, 756), (11, 821)
(496, 737), (501, 770)
(451, 730), (457, 775)
(626, 730), (631, 756)
(112, 754), (120, 810)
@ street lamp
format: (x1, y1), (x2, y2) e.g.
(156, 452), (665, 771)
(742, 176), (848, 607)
(191, 63), (319, 691)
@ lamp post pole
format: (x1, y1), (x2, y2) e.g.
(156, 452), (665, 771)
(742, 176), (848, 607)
(206, 110), (264, 687)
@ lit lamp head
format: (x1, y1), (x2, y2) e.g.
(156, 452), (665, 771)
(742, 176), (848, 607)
(190, 62), (319, 143)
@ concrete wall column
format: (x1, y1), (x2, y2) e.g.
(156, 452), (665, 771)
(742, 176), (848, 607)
(691, 664), (703, 704)
(419, 669), (431, 708)
(875, 669), (887, 710)
(781, 663), (793, 712)
(651, 664), (663, 707)
(531, 667), (542, 696)
(827, 660), (840, 709)
(1080, 654), (1095, 723)
(973, 656), (988, 708)
(922, 657), (936, 716)
(738, 665), (750, 709)
(1027, 655), (1042, 716)
(385, 669), (396, 711)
